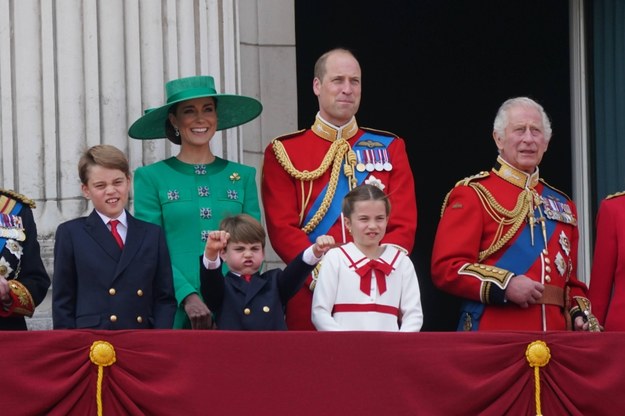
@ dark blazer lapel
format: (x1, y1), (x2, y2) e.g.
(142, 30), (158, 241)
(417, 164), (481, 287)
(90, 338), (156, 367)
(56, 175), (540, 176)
(226, 272), (267, 302)
(245, 272), (269, 302)
(114, 212), (146, 277)
(229, 272), (248, 294)
(85, 210), (121, 260)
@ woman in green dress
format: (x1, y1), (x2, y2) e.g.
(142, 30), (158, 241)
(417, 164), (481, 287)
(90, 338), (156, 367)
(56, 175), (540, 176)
(128, 75), (262, 329)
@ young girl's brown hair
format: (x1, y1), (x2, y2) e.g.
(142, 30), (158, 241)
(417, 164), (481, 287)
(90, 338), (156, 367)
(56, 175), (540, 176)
(342, 184), (391, 218)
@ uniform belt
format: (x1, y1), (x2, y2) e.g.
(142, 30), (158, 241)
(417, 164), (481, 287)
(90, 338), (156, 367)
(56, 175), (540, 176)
(536, 284), (564, 307)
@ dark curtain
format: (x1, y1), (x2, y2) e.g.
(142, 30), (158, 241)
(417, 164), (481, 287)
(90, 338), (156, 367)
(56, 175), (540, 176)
(593, 0), (625, 204)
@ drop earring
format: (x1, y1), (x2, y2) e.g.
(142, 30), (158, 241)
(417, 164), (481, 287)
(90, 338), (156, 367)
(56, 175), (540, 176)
(174, 126), (180, 137)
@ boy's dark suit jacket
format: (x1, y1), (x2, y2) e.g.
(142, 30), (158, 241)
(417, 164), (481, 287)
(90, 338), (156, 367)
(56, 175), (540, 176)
(53, 209), (176, 329)
(200, 251), (314, 330)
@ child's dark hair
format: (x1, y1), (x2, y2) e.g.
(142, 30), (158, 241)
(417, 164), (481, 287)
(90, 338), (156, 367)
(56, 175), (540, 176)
(78, 144), (130, 185)
(342, 184), (391, 217)
(219, 214), (266, 248)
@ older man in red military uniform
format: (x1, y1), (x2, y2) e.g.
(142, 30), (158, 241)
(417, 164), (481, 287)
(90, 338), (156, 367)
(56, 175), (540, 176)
(431, 97), (598, 332)
(262, 48), (417, 330)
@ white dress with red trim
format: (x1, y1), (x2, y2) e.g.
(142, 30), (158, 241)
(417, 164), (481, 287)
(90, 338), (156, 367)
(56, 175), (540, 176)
(311, 242), (423, 331)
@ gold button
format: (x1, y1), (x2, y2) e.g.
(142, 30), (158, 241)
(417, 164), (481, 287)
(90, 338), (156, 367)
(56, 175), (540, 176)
(544, 258), (551, 264)
(109, 288), (116, 295)
(263, 306), (270, 313)
(545, 266), (551, 273)
(110, 315), (118, 322)
(136, 316), (143, 323)
(244, 308), (251, 315)
(545, 276), (551, 282)
(542, 249), (548, 255)
(137, 289), (144, 296)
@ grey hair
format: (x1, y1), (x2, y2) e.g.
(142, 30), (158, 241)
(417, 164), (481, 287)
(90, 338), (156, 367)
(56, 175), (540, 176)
(493, 97), (552, 141)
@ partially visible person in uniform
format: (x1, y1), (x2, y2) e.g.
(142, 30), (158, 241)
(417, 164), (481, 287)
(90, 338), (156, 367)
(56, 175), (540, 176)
(200, 214), (334, 330)
(0, 189), (50, 330)
(52, 145), (176, 329)
(128, 75), (262, 329)
(312, 184), (423, 331)
(431, 96), (598, 332)
(262, 47), (417, 330)
(588, 191), (625, 331)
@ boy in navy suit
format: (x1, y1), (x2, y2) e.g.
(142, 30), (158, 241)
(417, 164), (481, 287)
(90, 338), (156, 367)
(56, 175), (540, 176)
(53, 145), (176, 329)
(200, 214), (334, 330)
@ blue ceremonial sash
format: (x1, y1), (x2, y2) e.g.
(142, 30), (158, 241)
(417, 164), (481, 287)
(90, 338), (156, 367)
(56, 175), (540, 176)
(304, 132), (395, 242)
(457, 185), (561, 331)
(0, 202), (23, 252)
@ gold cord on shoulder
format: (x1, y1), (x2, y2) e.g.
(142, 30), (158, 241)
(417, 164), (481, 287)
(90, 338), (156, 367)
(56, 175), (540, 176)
(470, 183), (540, 261)
(272, 138), (356, 234)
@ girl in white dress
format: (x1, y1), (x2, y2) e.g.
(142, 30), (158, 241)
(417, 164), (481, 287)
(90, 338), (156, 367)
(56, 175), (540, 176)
(311, 184), (423, 331)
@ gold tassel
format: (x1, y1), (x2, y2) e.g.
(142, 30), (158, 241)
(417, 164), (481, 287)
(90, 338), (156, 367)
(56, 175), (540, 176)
(526, 340), (551, 416)
(90, 341), (117, 416)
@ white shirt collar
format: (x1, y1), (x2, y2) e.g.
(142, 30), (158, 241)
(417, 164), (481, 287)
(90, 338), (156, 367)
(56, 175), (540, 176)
(96, 209), (128, 228)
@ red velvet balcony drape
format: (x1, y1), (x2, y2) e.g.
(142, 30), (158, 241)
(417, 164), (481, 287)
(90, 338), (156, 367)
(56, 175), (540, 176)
(3, 330), (623, 415)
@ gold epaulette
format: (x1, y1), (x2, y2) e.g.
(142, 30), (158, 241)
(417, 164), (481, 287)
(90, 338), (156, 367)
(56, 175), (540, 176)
(361, 126), (399, 138)
(270, 129), (306, 143)
(606, 190), (625, 200)
(439, 171), (489, 218)
(455, 171), (490, 187)
(539, 179), (572, 201)
(0, 189), (36, 208)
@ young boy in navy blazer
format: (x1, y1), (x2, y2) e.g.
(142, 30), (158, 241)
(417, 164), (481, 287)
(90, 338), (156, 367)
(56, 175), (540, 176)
(53, 145), (176, 329)
(200, 214), (334, 330)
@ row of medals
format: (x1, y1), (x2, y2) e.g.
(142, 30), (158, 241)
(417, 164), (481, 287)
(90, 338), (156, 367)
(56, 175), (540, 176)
(355, 149), (393, 172)
(0, 214), (25, 240)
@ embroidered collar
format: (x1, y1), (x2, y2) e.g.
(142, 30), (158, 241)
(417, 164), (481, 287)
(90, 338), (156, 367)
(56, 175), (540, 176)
(492, 156), (540, 189)
(311, 113), (359, 142)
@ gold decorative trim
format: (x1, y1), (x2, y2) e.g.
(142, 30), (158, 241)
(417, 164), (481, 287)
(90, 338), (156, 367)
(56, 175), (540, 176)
(455, 171), (489, 187)
(526, 340), (551, 416)
(0, 189), (36, 208)
(572, 296), (603, 332)
(7, 280), (35, 317)
(606, 190), (625, 200)
(311, 114), (358, 142)
(459, 262), (514, 288)
(271, 131), (357, 234)
(492, 156), (539, 189)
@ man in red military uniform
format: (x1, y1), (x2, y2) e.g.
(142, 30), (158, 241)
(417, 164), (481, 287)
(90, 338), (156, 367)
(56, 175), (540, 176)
(588, 191), (625, 331)
(431, 97), (598, 332)
(0, 189), (50, 330)
(262, 48), (417, 330)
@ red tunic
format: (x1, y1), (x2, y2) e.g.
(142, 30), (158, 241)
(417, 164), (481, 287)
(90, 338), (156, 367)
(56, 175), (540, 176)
(431, 159), (589, 331)
(588, 192), (625, 330)
(261, 120), (417, 330)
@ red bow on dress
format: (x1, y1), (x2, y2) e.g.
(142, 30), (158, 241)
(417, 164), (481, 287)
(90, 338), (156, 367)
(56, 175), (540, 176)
(356, 259), (394, 295)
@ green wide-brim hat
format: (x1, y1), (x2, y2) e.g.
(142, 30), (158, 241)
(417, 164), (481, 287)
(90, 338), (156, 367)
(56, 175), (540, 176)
(128, 75), (262, 140)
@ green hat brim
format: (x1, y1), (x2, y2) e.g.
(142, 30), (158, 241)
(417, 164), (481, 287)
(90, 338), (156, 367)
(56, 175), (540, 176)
(128, 94), (262, 140)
